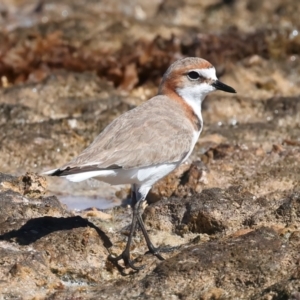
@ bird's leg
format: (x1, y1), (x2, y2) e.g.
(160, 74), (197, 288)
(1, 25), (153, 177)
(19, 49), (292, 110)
(108, 187), (145, 270)
(136, 211), (164, 260)
(137, 212), (179, 259)
(133, 186), (179, 259)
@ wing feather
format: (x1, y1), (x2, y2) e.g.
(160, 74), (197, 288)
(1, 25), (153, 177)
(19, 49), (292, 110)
(59, 96), (195, 173)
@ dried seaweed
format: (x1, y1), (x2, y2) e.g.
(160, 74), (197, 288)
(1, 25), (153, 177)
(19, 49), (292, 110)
(0, 25), (299, 89)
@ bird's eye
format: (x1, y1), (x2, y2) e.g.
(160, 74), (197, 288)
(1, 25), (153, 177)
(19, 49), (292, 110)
(187, 71), (200, 80)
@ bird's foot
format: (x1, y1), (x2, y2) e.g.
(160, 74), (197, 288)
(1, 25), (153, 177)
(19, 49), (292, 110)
(145, 245), (181, 260)
(108, 251), (145, 271)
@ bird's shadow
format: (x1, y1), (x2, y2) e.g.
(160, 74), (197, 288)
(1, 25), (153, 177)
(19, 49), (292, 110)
(0, 215), (112, 249)
(0, 216), (142, 275)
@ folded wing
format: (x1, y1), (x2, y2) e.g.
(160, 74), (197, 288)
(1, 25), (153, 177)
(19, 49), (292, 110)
(49, 96), (195, 176)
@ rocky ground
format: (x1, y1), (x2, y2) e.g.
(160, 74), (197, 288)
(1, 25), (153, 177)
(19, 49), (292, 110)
(0, 0), (299, 299)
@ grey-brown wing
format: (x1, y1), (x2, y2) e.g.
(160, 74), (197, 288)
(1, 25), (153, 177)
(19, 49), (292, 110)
(61, 96), (195, 170)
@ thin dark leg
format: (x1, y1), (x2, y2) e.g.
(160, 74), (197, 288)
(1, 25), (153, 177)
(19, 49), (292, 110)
(108, 187), (145, 270)
(137, 212), (164, 260)
(137, 212), (179, 258)
(109, 185), (179, 270)
(133, 186), (179, 259)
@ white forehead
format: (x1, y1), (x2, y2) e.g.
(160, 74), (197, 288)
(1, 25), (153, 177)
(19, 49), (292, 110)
(192, 67), (217, 80)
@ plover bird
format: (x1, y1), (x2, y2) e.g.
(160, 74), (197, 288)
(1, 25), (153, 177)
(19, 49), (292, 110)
(45, 57), (236, 270)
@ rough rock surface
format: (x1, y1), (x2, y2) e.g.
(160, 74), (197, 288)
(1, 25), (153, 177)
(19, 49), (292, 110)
(0, 0), (300, 299)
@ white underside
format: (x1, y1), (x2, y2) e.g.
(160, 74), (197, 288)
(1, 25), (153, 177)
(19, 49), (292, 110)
(50, 162), (179, 196)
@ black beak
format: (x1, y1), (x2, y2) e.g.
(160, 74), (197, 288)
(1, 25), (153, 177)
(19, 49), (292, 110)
(212, 80), (236, 93)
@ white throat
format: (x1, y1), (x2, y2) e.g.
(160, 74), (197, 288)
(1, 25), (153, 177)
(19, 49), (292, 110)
(175, 67), (217, 120)
(176, 83), (214, 123)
